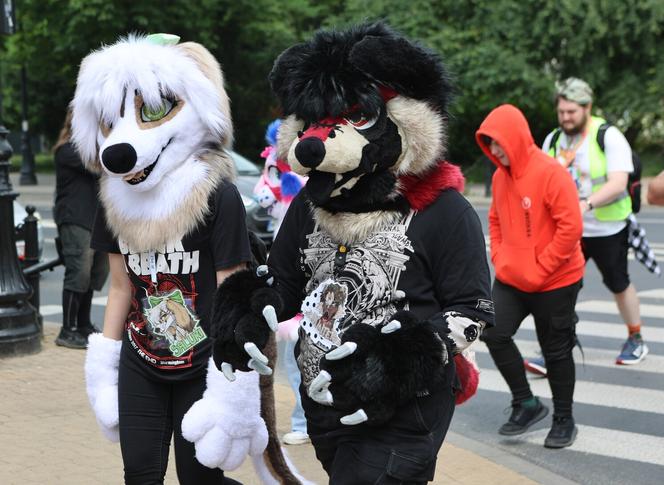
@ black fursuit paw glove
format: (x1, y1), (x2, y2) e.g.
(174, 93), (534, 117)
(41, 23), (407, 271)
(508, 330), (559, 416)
(308, 310), (450, 426)
(210, 265), (283, 380)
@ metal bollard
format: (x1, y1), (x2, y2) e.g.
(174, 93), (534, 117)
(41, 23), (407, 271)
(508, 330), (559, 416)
(22, 205), (41, 328)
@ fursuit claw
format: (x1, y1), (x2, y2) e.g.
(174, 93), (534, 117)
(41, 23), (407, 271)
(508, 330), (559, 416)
(244, 342), (269, 364)
(308, 370), (333, 405)
(341, 409), (368, 425)
(248, 358), (273, 375)
(381, 320), (402, 334)
(262, 305), (279, 332)
(326, 342), (357, 360)
(220, 362), (236, 382)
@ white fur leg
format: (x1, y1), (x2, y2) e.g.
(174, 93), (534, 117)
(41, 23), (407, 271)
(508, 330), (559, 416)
(182, 357), (268, 471)
(84, 333), (122, 442)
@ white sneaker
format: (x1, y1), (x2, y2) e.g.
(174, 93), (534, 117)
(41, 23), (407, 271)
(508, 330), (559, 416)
(283, 430), (310, 445)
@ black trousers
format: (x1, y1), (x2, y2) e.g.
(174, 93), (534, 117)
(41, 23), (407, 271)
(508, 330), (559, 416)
(309, 387), (456, 484)
(481, 279), (581, 417)
(118, 360), (231, 485)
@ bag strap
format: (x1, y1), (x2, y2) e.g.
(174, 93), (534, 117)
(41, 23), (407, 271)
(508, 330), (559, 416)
(596, 122), (610, 152)
(550, 128), (562, 155)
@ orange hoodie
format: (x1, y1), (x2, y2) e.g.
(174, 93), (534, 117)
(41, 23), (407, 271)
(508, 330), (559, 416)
(476, 104), (584, 293)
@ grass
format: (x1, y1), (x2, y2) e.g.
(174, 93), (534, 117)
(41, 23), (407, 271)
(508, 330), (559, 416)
(9, 153), (55, 173)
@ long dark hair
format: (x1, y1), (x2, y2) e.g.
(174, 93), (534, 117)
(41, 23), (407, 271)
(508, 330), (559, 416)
(53, 109), (73, 153)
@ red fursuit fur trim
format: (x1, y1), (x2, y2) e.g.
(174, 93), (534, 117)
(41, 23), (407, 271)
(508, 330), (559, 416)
(453, 353), (479, 405)
(400, 162), (465, 211)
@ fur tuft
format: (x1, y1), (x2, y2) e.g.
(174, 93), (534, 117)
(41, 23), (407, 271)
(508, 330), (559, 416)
(280, 171), (303, 200)
(265, 119), (281, 146)
(453, 353), (479, 405)
(400, 162), (465, 211)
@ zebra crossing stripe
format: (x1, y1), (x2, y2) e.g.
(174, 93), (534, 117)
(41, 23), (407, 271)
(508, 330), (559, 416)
(478, 368), (664, 415)
(519, 425), (664, 467)
(520, 315), (664, 343)
(575, 300), (664, 320)
(637, 288), (664, 299)
(474, 340), (664, 374)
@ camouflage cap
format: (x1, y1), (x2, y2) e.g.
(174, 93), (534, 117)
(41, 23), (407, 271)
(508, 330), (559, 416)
(555, 77), (593, 105)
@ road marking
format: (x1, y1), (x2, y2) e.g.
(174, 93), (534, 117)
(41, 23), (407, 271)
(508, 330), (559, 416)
(575, 300), (664, 320)
(519, 425), (664, 467)
(479, 368), (664, 415)
(475, 340), (664, 374)
(520, 315), (664, 343)
(638, 288), (664, 299)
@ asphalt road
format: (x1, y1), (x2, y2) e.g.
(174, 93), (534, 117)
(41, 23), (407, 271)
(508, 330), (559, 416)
(14, 178), (664, 485)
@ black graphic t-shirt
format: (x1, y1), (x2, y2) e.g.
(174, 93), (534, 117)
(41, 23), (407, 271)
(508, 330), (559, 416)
(268, 188), (494, 429)
(91, 181), (251, 381)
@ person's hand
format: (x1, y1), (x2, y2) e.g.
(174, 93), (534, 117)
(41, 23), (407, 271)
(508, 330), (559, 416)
(307, 310), (450, 426)
(209, 265), (282, 380)
(579, 199), (590, 214)
(84, 334), (122, 442)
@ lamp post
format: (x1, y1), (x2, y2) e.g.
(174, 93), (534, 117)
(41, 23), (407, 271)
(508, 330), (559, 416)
(0, 122), (40, 356)
(18, 64), (36, 185)
(0, 0), (40, 356)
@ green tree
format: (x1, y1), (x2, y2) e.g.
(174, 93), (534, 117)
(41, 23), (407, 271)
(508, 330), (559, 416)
(1, 0), (662, 172)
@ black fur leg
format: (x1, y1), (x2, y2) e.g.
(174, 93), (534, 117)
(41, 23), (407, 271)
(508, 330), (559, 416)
(317, 310), (449, 425)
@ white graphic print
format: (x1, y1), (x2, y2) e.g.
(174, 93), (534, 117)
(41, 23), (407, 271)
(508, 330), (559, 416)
(297, 213), (415, 387)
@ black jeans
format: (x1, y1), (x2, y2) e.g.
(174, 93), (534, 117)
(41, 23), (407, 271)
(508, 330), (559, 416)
(118, 360), (230, 485)
(481, 279), (581, 418)
(309, 387), (456, 484)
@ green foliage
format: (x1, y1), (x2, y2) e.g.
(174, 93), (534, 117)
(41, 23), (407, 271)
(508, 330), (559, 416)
(0, 0), (662, 173)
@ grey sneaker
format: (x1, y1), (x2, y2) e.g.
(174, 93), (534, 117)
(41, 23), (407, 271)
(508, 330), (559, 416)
(616, 335), (649, 365)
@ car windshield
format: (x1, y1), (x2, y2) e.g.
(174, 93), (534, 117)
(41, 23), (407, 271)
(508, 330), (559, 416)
(231, 151), (261, 176)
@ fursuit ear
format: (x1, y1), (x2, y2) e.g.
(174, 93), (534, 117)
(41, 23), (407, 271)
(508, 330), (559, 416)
(268, 43), (311, 114)
(349, 36), (453, 115)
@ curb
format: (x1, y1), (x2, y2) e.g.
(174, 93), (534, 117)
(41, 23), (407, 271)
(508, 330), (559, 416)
(446, 431), (579, 485)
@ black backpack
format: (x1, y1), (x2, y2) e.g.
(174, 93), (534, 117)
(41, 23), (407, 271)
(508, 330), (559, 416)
(550, 123), (642, 213)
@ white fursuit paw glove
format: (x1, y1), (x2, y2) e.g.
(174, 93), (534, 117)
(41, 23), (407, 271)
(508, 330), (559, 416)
(84, 333), (122, 442)
(181, 356), (268, 470)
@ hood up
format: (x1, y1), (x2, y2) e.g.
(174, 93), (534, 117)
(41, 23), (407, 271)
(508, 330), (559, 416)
(475, 104), (536, 179)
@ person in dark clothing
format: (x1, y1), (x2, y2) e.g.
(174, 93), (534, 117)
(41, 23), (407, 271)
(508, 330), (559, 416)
(54, 109), (109, 349)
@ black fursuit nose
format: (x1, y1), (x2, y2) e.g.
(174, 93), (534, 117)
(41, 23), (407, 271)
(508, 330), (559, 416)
(294, 137), (326, 168)
(101, 143), (138, 174)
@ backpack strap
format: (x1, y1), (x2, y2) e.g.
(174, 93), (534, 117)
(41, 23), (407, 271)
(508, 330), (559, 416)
(596, 122), (610, 152)
(549, 128), (562, 155)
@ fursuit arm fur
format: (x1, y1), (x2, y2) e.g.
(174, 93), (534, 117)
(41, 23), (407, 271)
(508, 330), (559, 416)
(72, 34), (302, 484)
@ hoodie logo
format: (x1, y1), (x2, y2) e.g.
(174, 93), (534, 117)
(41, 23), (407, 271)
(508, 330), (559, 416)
(522, 197), (532, 210)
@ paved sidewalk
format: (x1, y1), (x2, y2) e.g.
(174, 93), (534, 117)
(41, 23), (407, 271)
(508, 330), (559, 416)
(0, 324), (543, 485)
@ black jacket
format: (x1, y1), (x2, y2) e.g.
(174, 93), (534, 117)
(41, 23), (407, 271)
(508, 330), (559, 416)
(53, 142), (99, 231)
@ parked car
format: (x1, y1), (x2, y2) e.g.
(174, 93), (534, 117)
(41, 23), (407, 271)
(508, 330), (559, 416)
(13, 201), (44, 262)
(230, 150), (274, 246)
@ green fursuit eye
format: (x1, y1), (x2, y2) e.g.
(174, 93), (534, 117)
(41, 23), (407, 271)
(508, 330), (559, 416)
(141, 98), (175, 122)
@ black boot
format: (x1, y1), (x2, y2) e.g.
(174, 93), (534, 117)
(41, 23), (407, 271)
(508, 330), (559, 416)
(544, 416), (578, 448)
(499, 397), (549, 436)
(55, 289), (88, 349)
(77, 289), (101, 337)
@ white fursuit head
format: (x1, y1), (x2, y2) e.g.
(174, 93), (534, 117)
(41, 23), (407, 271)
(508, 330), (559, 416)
(71, 35), (235, 252)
